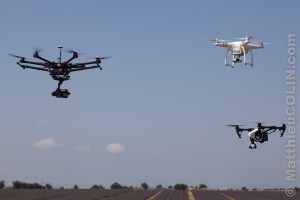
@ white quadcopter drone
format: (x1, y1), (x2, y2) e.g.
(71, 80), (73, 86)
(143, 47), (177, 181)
(209, 36), (269, 67)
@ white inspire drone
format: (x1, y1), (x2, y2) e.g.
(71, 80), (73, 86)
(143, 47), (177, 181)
(209, 36), (270, 67)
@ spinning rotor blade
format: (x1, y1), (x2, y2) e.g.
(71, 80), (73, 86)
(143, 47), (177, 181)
(64, 48), (77, 53)
(33, 47), (43, 53)
(8, 53), (27, 59)
(208, 38), (230, 42)
(259, 42), (271, 45)
(226, 124), (245, 127)
(236, 36), (256, 40)
(252, 122), (267, 128)
(63, 48), (83, 55)
(98, 56), (111, 60)
(88, 56), (112, 60)
(252, 122), (266, 125)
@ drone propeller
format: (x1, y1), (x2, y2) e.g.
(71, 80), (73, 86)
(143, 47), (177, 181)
(236, 36), (256, 40)
(8, 53), (27, 59)
(225, 124), (245, 127)
(64, 48), (78, 54)
(252, 122), (266, 125)
(64, 48), (77, 53)
(226, 124), (245, 138)
(87, 56), (112, 61)
(33, 47), (43, 53)
(208, 38), (218, 42)
(252, 122), (268, 129)
(208, 38), (230, 42)
(98, 56), (111, 60)
(257, 41), (271, 45)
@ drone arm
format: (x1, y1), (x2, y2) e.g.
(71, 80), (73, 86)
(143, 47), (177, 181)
(20, 60), (45, 66)
(234, 128), (254, 139)
(33, 53), (53, 64)
(70, 65), (101, 72)
(65, 57), (76, 64)
(239, 128), (253, 132)
(265, 128), (276, 136)
(235, 131), (242, 138)
(17, 62), (48, 71)
(72, 60), (100, 66)
(65, 52), (78, 64)
(234, 128), (253, 138)
(279, 127), (286, 137)
(264, 126), (286, 137)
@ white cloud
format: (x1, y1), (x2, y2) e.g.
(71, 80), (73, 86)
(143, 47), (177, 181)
(75, 145), (91, 153)
(106, 143), (125, 154)
(33, 138), (63, 150)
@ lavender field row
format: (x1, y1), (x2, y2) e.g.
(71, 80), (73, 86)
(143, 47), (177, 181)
(0, 189), (298, 200)
(0, 189), (130, 200)
(154, 190), (189, 200)
(221, 190), (300, 200)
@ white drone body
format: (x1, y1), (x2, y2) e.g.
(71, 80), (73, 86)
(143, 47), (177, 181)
(210, 36), (268, 67)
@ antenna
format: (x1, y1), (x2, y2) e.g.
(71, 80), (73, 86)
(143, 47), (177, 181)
(58, 46), (63, 64)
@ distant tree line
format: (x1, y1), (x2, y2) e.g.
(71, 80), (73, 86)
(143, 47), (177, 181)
(174, 184), (187, 190)
(2, 180), (212, 191)
(4, 180), (299, 192)
(91, 184), (105, 189)
(110, 182), (133, 189)
(12, 181), (52, 189)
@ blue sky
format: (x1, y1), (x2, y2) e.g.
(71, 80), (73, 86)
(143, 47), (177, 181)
(0, 0), (299, 189)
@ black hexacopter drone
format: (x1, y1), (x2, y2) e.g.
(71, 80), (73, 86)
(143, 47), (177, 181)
(9, 46), (109, 98)
(227, 123), (286, 149)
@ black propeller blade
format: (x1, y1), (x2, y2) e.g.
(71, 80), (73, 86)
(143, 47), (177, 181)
(8, 53), (26, 59)
(85, 56), (111, 61)
(226, 124), (245, 127)
(63, 48), (81, 55)
(252, 122), (266, 128)
(64, 48), (77, 53)
(33, 47), (43, 53)
(99, 56), (111, 60)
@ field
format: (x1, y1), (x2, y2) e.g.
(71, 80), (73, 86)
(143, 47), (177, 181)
(0, 189), (299, 200)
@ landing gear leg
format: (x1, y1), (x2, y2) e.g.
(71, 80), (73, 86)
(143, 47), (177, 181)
(243, 47), (253, 67)
(249, 138), (257, 149)
(225, 48), (234, 68)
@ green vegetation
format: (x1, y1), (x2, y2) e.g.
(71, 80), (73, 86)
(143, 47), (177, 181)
(45, 183), (52, 189)
(0, 180), (5, 189)
(13, 181), (45, 189)
(141, 182), (149, 189)
(156, 184), (162, 189)
(91, 184), (105, 189)
(241, 186), (248, 191)
(110, 182), (123, 189)
(174, 183), (187, 190)
(199, 184), (208, 189)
